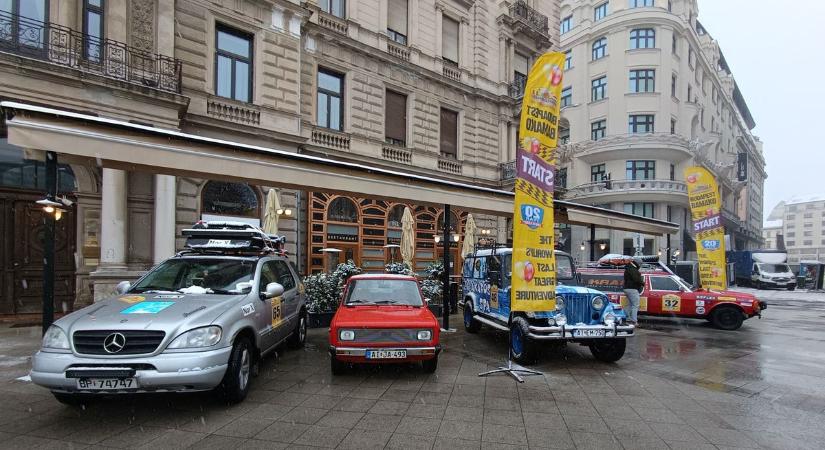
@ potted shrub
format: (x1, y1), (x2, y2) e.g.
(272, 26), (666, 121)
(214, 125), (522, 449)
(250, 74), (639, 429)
(304, 260), (362, 328)
(421, 262), (444, 317)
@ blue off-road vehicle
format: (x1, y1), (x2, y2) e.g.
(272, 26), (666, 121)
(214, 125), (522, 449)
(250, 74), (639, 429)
(461, 247), (635, 363)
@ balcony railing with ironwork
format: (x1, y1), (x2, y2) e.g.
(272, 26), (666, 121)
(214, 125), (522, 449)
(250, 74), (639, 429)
(509, 77), (527, 99)
(0, 11), (182, 94)
(566, 179), (688, 198)
(509, 0), (549, 36)
(501, 160), (517, 182)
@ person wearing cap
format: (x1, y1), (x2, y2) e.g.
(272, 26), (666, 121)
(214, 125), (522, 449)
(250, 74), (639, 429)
(623, 258), (644, 325)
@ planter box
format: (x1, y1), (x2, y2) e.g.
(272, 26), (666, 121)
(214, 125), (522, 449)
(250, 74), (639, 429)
(309, 311), (335, 328)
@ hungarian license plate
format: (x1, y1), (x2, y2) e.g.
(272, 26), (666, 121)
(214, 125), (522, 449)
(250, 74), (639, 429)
(365, 349), (407, 359)
(573, 329), (606, 338)
(76, 378), (137, 390)
(207, 239), (231, 246)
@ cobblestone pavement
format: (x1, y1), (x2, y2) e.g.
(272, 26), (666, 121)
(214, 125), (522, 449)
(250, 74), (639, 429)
(1, 291), (825, 449)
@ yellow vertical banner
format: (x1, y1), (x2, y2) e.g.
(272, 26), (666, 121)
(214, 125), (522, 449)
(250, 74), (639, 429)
(684, 166), (728, 290)
(511, 52), (565, 312)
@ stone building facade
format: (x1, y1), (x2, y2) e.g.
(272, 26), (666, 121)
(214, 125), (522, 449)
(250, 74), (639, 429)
(552, 0), (765, 263)
(0, 0), (558, 315)
(764, 196), (825, 264)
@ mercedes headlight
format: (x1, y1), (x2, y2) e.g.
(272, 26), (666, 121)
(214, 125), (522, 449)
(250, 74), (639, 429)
(555, 297), (565, 311)
(591, 296), (605, 310)
(555, 314), (567, 326)
(42, 325), (70, 350)
(167, 326), (222, 349)
(339, 330), (355, 341)
(417, 330), (432, 341)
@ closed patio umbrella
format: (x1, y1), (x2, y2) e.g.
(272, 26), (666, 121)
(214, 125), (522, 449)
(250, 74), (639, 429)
(400, 207), (415, 268)
(262, 188), (280, 234)
(462, 214), (477, 259)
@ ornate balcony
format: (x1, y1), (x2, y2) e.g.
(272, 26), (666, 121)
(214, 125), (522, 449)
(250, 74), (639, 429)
(566, 179), (688, 203)
(387, 40), (410, 61)
(318, 12), (348, 35)
(437, 157), (462, 175)
(442, 61), (461, 81)
(501, 160), (517, 182)
(207, 97), (261, 125)
(382, 144), (412, 165)
(311, 127), (351, 151)
(0, 10), (182, 93)
(572, 133), (693, 164)
(506, 0), (550, 43)
(509, 78), (527, 99)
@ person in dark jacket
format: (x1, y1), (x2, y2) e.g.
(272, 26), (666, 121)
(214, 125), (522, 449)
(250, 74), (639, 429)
(623, 259), (644, 325)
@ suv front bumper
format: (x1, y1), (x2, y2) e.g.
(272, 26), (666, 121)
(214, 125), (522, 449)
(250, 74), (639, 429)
(30, 346), (232, 393)
(527, 323), (635, 340)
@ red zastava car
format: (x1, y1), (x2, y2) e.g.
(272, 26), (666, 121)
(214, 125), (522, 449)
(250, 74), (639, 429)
(328, 274), (441, 374)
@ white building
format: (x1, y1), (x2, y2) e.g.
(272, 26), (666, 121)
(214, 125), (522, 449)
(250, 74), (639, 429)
(768, 195), (825, 264)
(553, 0), (766, 262)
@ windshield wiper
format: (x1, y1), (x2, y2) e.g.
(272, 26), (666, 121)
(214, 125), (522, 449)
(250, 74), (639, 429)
(346, 299), (375, 306)
(372, 300), (400, 304)
(207, 288), (235, 295)
(131, 285), (173, 293)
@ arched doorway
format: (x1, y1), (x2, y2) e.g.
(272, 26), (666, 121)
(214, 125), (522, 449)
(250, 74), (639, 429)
(324, 196), (360, 271)
(200, 181), (261, 225)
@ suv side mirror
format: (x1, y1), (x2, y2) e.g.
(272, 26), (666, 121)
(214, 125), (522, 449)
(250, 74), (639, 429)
(116, 281), (131, 295)
(262, 282), (284, 299)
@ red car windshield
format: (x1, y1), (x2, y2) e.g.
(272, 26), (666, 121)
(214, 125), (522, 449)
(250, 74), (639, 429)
(345, 279), (423, 306)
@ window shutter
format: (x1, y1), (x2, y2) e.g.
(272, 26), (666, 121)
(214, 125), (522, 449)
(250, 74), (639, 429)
(388, 0), (408, 35)
(442, 16), (459, 63)
(514, 53), (529, 76)
(385, 90), (407, 144)
(440, 108), (458, 157)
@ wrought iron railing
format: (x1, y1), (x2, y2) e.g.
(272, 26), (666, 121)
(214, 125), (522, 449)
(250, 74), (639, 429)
(509, 0), (549, 36)
(0, 11), (182, 93)
(501, 160), (517, 182)
(566, 179), (688, 198)
(509, 77), (527, 98)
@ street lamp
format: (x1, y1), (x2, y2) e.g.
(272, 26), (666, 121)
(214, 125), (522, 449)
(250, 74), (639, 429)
(599, 242), (607, 251)
(434, 235), (441, 244)
(452, 233), (460, 242)
(580, 242), (586, 251)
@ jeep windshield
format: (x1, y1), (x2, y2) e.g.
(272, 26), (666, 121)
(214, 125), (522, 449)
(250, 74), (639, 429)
(345, 279), (424, 306)
(130, 258), (255, 294)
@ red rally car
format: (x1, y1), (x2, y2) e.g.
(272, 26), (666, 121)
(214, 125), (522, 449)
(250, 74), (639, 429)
(578, 266), (766, 331)
(329, 274), (441, 374)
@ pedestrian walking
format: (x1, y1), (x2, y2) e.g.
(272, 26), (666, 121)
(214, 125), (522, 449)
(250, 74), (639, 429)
(623, 258), (644, 325)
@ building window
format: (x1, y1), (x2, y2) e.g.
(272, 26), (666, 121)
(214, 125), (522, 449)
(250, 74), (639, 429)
(594, 2), (608, 21)
(216, 25), (253, 103)
(671, 74), (677, 97)
(83, 0), (104, 63)
(787, 241), (795, 246)
(624, 202), (655, 218)
(591, 120), (606, 140)
(328, 197), (359, 223)
(592, 37), (607, 60)
(630, 0), (654, 7)
(560, 15), (572, 34)
(628, 114), (654, 134)
(687, 84), (692, 102)
(440, 107), (458, 159)
(804, 223), (813, 228)
(672, 34), (677, 54)
(442, 15), (459, 65)
(202, 181), (260, 218)
(626, 160), (655, 180)
(387, 0), (408, 45)
(630, 28), (655, 49)
(804, 240), (813, 246)
(670, 118), (676, 134)
(670, 163), (675, 180)
(557, 167), (568, 188)
(629, 69), (655, 93)
(804, 212), (813, 219)
(317, 68), (344, 131)
(591, 164), (606, 182)
(667, 205), (672, 222)
(564, 50), (572, 70)
(385, 90), (407, 146)
(559, 126), (570, 144)
(688, 48), (695, 67)
(0, 0), (48, 49)
(668, 0), (673, 11)
(786, 232), (795, 238)
(591, 76), (607, 102)
(514, 52), (529, 92)
(561, 87), (572, 107)
(320, 0), (346, 18)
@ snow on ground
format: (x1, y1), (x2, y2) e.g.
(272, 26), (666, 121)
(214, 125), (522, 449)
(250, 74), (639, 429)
(730, 286), (825, 302)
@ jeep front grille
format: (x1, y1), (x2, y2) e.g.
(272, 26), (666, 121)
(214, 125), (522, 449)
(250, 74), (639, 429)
(563, 294), (593, 325)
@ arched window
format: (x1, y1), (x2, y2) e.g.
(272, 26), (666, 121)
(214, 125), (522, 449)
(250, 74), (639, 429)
(387, 204), (407, 228)
(436, 211), (460, 232)
(201, 181), (259, 217)
(327, 197), (358, 223)
(0, 140), (76, 193)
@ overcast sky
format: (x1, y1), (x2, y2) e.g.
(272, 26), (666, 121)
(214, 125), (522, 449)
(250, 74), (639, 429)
(696, 0), (825, 219)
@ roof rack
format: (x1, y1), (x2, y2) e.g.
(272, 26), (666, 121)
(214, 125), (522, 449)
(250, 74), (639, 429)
(584, 254), (675, 275)
(181, 221), (287, 256)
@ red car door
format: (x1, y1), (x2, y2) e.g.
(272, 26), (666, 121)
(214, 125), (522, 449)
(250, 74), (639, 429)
(647, 275), (694, 316)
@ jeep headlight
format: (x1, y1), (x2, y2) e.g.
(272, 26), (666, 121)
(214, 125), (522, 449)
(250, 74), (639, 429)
(167, 326), (222, 349)
(555, 297), (565, 311)
(42, 325), (70, 350)
(591, 296), (605, 310)
(417, 330), (432, 341)
(339, 330), (355, 341)
(555, 314), (567, 326)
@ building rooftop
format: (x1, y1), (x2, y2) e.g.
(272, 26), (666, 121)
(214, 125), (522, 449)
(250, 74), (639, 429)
(786, 194), (825, 205)
(763, 219), (783, 229)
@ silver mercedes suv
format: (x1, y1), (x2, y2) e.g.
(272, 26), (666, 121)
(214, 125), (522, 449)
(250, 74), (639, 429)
(30, 222), (307, 404)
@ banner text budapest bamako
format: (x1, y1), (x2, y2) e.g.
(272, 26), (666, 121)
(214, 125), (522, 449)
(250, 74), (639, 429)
(685, 166), (728, 290)
(511, 52), (565, 312)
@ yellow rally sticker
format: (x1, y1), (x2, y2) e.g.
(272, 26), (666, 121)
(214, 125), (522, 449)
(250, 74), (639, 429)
(662, 294), (681, 312)
(717, 296), (736, 302)
(619, 295), (648, 312)
(119, 295), (145, 304)
(271, 296), (283, 328)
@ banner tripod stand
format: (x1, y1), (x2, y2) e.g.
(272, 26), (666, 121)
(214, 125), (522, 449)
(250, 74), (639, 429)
(478, 328), (543, 383)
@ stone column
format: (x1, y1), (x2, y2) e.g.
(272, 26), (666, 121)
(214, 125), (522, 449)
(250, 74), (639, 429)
(157, 0), (175, 56)
(99, 168), (128, 270)
(153, 175), (176, 264)
(498, 36), (507, 84)
(508, 123), (518, 160)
